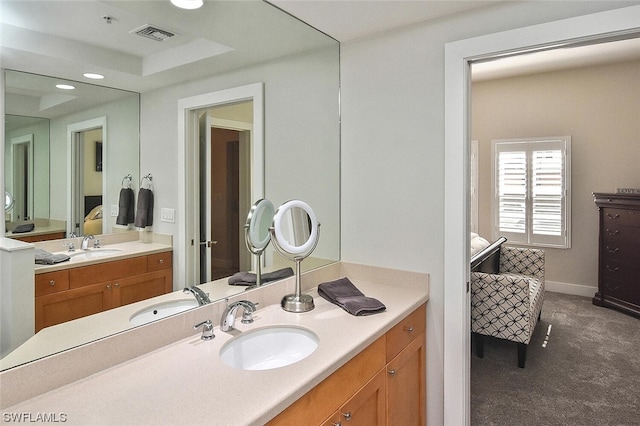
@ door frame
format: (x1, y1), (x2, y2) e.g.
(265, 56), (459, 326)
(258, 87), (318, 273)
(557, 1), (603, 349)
(443, 6), (640, 425)
(66, 117), (107, 236)
(177, 83), (264, 287)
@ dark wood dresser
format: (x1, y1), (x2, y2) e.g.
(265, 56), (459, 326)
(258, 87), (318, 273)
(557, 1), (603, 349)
(592, 193), (640, 318)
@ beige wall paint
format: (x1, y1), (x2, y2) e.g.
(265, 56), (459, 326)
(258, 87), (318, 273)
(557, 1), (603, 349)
(472, 59), (640, 288)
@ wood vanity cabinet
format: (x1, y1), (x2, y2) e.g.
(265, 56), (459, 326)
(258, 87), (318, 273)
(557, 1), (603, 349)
(35, 251), (172, 332)
(592, 193), (640, 317)
(267, 304), (426, 426)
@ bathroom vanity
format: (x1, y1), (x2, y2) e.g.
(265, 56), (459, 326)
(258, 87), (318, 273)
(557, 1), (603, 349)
(35, 251), (172, 331)
(0, 262), (429, 425)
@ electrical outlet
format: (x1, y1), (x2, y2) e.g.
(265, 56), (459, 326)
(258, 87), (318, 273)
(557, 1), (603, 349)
(110, 205), (118, 217)
(161, 208), (175, 223)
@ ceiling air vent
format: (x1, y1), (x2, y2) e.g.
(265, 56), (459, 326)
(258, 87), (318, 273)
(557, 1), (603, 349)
(131, 25), (177, 42)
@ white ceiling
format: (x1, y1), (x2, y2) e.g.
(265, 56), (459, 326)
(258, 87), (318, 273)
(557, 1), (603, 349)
(2, 0), (639, 95)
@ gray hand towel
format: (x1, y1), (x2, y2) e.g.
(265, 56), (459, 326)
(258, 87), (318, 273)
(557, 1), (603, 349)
(116, 188), (135, 225)
(318, 277), (386, 316)
(228, 267), (294, 286)
(34, 248), (70, 265)
(134, 188), (154, 228)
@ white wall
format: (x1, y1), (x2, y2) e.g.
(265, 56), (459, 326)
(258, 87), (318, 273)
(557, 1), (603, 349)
(339, 2), (637, 424)
(140, 47), (340, 289)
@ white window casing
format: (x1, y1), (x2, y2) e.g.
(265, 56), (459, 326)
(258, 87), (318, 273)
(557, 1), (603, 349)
(491, 136), (571, 249)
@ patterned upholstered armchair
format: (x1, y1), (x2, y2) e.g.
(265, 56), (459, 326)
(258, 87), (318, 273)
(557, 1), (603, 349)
(471, 244), (545, 368)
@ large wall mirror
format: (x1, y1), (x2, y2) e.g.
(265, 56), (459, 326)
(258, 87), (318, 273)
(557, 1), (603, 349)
(1, 0), (339, 371)
(4, 70), (140, 237)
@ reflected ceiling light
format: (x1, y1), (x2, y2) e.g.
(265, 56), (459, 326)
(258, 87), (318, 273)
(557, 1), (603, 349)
(170, 0), (203, 9)
(83, 73), (104, 80)
(56, 84), (75, 90)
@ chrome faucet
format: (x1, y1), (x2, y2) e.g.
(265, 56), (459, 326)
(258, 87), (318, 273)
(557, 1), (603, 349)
(220, 300), (257, 332)
(194, 319), (215, 340)
(81, 235), (94, 250)
(183, 286), (211, 306)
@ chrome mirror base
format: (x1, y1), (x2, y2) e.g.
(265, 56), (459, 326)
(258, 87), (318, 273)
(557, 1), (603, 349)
(281, 293), (315, 313)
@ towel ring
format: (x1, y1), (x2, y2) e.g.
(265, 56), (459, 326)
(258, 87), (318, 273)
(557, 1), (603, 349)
(121, 174), (132, 189)
(140, 173), (153, 189)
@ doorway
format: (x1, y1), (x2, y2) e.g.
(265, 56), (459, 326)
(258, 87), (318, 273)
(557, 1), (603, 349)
(197, 105), (252, 283)
(177, 82), (264, 288)
(443, 8), (640, 425)
(10, 134), (33, 222)
(67, 117), (106, 237)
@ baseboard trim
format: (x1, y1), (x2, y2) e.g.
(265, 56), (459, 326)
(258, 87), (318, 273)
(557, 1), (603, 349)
(545, 280), (596, 298)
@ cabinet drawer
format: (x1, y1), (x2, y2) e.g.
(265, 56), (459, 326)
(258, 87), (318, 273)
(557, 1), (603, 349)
(69, 256), (147, 289)
(386, 304), (426, 362)
(602, 208), (640, 228)
(147, 252), (172, 272)
(35, 270), (70, 297)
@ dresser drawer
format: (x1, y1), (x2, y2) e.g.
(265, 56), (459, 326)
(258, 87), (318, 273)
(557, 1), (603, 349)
(603, 278), (640, 306)
(69, 256), (147, 289)
(36, 270), (70, 297)
(147, 252), (172, 272)
(602, 208), (640, 228)
(386, 304), (426, 362)
(601, 224), (640, 246)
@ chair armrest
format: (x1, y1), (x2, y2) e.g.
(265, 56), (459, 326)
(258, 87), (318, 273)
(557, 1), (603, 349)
(499, 246), (545, 281)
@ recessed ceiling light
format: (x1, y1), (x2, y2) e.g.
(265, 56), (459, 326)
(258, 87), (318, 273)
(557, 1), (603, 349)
(83, 73), (105, 80)
(56, 84), (75, 90)
(170, 0), (203, 10)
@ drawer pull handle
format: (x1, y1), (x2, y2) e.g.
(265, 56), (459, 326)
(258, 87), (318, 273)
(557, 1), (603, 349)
(159, 259), (164, 264)
(388, 369), (397, 376)
(606, 265), (619, 272)
(341, 412), (351, 420)
(332, 423), (342, 426)
(114, 283), (120, 288)
(605, 246), (619, 254)
(605, 229), (619, 236)
(606, 213), (620, 220)
(49, 280), (56, 286)
(106, 284), (111, 289)
(405, 326), (415, 333)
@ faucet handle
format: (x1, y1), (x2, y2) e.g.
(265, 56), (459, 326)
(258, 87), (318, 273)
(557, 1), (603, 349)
(240, 301), (259, 324)
(194, 320), (215, 340)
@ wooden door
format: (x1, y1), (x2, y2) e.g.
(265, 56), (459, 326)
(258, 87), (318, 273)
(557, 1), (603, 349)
(209, 127), (240, 280)
(386, 332), (426, 426)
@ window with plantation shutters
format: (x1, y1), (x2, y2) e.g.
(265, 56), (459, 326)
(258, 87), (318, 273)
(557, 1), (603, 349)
(492, 137), (571, 248)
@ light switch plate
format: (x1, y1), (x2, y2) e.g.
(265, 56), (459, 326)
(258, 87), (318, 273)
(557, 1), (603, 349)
(110, 205), (118, 217)
(161, 208), (175, 223)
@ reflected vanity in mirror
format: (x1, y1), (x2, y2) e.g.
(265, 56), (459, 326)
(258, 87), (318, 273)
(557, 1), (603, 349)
(271, 200), (320, 313)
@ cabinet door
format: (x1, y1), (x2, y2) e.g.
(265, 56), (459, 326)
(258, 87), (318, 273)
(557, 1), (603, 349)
(113, 269), (172, 308)
(322, 370), (386, 426)
(35, 282), (111, 332)
(386, 332), (426, 426)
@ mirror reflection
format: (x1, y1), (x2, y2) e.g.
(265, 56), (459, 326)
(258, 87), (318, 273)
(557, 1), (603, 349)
(1, 0), (340, 371)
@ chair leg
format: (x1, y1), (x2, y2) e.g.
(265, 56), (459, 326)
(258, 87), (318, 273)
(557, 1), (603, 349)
(473, 333), (485, 358)
(517, 343), (527, 368)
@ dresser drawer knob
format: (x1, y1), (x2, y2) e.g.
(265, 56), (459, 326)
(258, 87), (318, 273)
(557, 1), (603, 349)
(605, 265), (619, 272)
(388, 369), (397, 376)
(49, 280), (56, 286)
(606, 213), (620, 220)
(404, 326), (415, 333)
(605, 229), (619, 236)
(341, 412), (351, 420)
(159, 259), (164, 264)
(605, 246), (619, 254)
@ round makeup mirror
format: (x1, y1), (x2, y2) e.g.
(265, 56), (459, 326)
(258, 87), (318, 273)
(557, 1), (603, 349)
(270, 199), (320, 313)
(5, 191), (15, 212)
(244, 199), (275, 286)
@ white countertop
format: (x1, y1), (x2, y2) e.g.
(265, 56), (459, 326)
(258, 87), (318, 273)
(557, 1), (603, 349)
(2, 278), (428, 425)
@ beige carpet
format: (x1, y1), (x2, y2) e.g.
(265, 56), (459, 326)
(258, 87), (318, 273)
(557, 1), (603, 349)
(471, 292), (640, 426)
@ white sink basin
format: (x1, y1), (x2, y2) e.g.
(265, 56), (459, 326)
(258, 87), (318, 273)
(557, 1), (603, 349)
(219, 326), (319, 371)
(68, 248), (123, 261)
(129, 299), (200, 326)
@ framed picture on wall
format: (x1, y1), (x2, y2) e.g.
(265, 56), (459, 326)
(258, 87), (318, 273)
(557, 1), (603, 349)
(95, 141), (103, 172)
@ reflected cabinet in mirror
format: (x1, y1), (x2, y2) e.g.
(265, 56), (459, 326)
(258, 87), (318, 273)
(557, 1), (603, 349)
(1, 0), (340, 371)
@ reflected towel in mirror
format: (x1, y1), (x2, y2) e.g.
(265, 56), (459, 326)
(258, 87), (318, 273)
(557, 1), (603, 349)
(318, 277), (386, 316)
(34, 248), (70, 265)
(134, 188), (154, 228)
(228, 267), (294, 286)
(116, 188), (135, 225)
